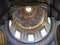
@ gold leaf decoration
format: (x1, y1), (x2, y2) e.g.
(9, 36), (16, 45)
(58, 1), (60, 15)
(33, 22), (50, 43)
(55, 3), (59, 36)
(0, 30), (6, 45)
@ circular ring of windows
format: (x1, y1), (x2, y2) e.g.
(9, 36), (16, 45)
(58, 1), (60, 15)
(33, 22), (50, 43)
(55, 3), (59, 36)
(9, 17), (51, 43)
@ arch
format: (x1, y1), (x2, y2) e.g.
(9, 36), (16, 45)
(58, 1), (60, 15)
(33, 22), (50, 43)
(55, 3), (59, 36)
(0, 29), (6, 45)
(56, 25), (60, 45)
